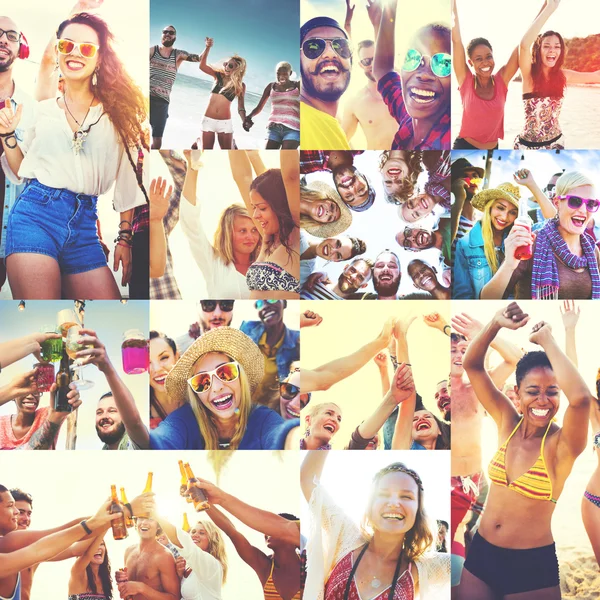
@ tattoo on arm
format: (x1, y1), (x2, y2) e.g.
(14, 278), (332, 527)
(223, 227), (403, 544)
(185, 53), (201, 62)
(20, 419), (61, 450)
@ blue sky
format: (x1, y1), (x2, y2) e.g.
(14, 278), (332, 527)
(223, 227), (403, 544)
(150, 0), (300, 93)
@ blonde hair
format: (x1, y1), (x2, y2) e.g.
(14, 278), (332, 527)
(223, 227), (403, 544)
(213, 204), (260, 266)
(196, 520), (228, 584)
(276, 61), (293, 74)
(304, 402), (342, 426)
(214, 55), (247, 98)
(555, 171), (594, 197)
(187, 357), (252, 450)
(480, 198), (516, 275)
(378, 151), (424, 205)
(300, 184), (339, 229)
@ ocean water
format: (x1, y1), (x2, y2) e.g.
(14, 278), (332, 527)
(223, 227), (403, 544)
(160, 73), (274, 149)
(452, 81), (600, 149)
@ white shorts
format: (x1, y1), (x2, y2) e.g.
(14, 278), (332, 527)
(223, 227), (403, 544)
(201, 116), (233, 134)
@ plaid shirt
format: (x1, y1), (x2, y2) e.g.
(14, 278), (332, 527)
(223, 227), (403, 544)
(132, 204), (149, 234)
(149, 151), (184, 300)
(424, 151), (451, 209)
(300, 150), (364, 174)
(378, 71), (450, 150)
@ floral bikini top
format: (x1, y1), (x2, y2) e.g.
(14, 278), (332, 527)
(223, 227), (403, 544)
(518, 93), (563, 144)
(246, 261), (299, 293)
(488, 418), (557, 503)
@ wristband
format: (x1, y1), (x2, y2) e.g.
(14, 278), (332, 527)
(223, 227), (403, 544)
(443, 325), (451, 336)
(80, 520), (92, 535)
(0, 133), (17, 149)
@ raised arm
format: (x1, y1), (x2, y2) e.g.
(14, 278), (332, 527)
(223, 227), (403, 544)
(344, 0), (355, 39)
(560, 300), (579, 367)
(247, 83), (273, 120)
(513, 169), (556, 220)
(0, 370), (37, 407)
(229, 150), (256, 224)
(300, 450), (328, 502)
(451, 0), (469, 86)
(373, 0), (397, 82)
(301, 318), (394, 392)
(373, 352), (391, 397)
(199, 38), (217, 77)
(519, 0), (555, 84)
(280, 149), (300, 224)
(247, 150), (267, 178)
(69, 533), (107, 579)
(463, 303), (529, 427)
(149, 177), (173, 279)
(564, 69), (600, 85)
(0, 331), (59, 368)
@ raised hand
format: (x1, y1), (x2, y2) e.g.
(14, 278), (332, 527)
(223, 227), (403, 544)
(529, 321), (553, 346)
(0, 100), (22, 135)
(301, 310), (323, 328)
(373, 352), (387, 369)
(75, 329), (112, 373)
(451, 313), (483, 340)
(378, 317), (396, 348)
(304, 271), (331, 291)
(423, 312), (449, 333)
(389, 363), (415, 404)
(560, 299), (580, 330)
(366, 0), (382, 28)
(8, 369), (38, 399)
(513, 168), (537, 189)
(393, 314), (417, 338)
(186, 477), (226, 504)
(205, 37), (214, 48)
(149, 177), (173, 223)
(345, 0), (355, 23)
(493, 302), (530, 330)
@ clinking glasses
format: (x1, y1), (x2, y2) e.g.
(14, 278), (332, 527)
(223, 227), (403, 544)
(188, 361), (239, 393)
(301, 37), (351, 60)
(199, 300), (235, 312)
(557, 195), (600, 212)
(402, 49), (451, 77)
(57, 39), (100, 58)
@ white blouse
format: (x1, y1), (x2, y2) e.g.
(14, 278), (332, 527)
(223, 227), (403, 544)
(14, 98), (146, 212)
(180, 193), (251, 299)
(177, 527), (223, 600)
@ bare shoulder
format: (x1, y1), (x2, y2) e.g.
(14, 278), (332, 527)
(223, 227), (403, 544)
(155, 544), (176, 567)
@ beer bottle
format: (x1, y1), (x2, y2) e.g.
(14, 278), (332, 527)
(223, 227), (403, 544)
(178, 460), (191, 502)
(183, 463), (209, 512)
(109, 485), (128, 540)
(182, 513), (191, 533)
(120, 488), (134, 528)
(54, 349), (72, 413)
(116, 568), (133, 600)
(143, 472), (153, 493)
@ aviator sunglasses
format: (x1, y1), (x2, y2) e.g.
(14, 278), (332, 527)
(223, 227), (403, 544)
(188, 361), (240, 393)
(402, 49), (451, 77)
(557, 195), (600, 212)
(57, 39), (100, 59)
(301, 37), (352, 60)
(200, 300), (235, 312)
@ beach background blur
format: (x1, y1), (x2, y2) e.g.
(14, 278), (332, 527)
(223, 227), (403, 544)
(453, 300), (600, 599)
(1, 450), (299, 600)
(451, 0), (600, 150)
(150, 0), (300, 149)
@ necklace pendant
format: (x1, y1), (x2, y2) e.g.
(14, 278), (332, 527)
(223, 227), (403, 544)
(371, 578), (382, 589)
(72, 130), (87, 155)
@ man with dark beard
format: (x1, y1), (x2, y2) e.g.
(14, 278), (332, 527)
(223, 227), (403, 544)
(300, 257), (373, 300)
(149, 25), (202, 149)
(176, 300), (235, 353)
(435, 379), (451, 422)
(299, 17), (352, 149)
(95, 392), (133, 450)
(355, 250), (401, 300)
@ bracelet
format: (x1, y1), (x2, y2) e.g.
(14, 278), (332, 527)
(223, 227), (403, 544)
(125, 503), (133, 518)
(117, 241), (132, 249)
(80, 520), (92, 535)
(0, 133), (17, 149)
(443, 325), (451, 336)
(119, 220), (132, 227)
(118, 229), (133, 236)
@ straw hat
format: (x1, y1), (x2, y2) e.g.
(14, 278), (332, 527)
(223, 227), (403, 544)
(303, 180), (353, 238)
(471, 182), (521, 212)
(165, 327), (265, 405)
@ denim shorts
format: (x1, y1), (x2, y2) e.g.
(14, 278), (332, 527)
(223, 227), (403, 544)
(150, 95), (170, 138)
(6, 179), (107, 275)
(267, 122), (300, 143)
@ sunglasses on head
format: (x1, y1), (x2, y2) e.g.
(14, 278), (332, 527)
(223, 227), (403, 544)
(360, 57), (373, 67)
(402, 49), (451, 78)
(255, 299), (279, 310)
(0, 29), (20, 43)
(200, 300), (234, 312)
(301, 37), (351, 60)
(57, 39), (100, 59)
(557, 195), (600, 212)
(188, 361), (239, 393)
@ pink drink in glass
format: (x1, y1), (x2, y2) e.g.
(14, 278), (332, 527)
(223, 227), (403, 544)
(34, 363), (55, 393)
(122, 331), (149, 375)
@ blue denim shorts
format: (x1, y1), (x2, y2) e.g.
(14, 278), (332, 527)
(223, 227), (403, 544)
(6, 179), (107, 275)
(267, 122), (300, 143)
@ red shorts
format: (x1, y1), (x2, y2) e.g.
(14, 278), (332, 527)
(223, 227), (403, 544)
(451, 472), (485, 557)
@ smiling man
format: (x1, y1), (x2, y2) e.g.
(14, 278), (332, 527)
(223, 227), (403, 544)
(407, 259), (450, 299)
(435, 379), (451, 422)
(95, 392), (134, 450)
(368, 250), (402, 300)
(396, 225), (444, 253)
(240, 300), (300, 410)
(177, 300), (236, 354)
(300, 17), (353, 149)
(301, 257), (374, 300)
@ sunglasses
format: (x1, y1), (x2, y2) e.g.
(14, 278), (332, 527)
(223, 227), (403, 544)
(301, 37), (351, 60)
(360, 57), (373, 67)
(402, 49), (451, 78)
(0, 29), (20, 43)
(255, 299), (279, 310)
(557, 195), (600, 213)
(162, 30), (176, 35)
(200, 300), (234, 312)
(188, 361), (239, 393)
(223, 61), (239, 70)
(280, 382), (312, 404)
(57, 39), (100, 59)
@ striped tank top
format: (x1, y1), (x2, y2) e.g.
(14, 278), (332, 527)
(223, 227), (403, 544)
(268, 86), (300, 131)
(488, 417), (557, 503)
(263, 558), (302, 600)
(150, 45), (178, 102)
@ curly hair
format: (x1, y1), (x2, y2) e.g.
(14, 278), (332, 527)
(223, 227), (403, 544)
(467, 37), (492, 58)
(251, 169), (298, 262)
(516, 351), (553, 388)
(57, 13), (148, 153)
(531, 31), (567, 97)
(361, 463), (433, 562)
(379, 151), (424, 205)
(213, 54), (247, 98)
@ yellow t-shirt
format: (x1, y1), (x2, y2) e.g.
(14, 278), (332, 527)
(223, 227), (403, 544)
(254, 331), (285, 411)
(300, 102), (351, 150)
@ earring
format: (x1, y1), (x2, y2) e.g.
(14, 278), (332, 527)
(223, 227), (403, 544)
(304, 427), (310, 437)
(54, 58), (59, 72)
(92, 68), (98, 87)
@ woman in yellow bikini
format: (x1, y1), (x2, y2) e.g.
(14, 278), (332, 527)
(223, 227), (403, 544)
(458, 302), (592, 599)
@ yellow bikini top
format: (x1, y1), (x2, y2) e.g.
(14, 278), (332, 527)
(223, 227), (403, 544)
(488, 417), (557, 503)
(263, 557), (302, 600)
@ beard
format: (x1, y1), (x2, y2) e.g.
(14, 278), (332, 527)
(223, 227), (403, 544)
(374, 276), (400, 297)
(162, 38), (175, 47)
(96, 421), (126, 445)
(337, 273), (360, 294)
(301, 64), (350, 103)
(0, 55), (16, 72)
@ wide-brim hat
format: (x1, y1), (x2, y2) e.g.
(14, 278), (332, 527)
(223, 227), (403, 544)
(471, 182), (521, 212)
(303, 180), (353, 238)
(451, 157), (484, 179)
(165, 327), (265, 405)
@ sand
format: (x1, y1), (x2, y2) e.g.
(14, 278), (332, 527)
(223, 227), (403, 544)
(561, 555), (600, 599)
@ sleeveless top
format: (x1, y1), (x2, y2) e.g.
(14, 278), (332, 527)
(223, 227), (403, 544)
(68, 595), (107, 600)
(263, 557), (302, 600)
(0, 573), (20, 600)
(514, 93), (564, 149)
(458, 72), (508, 144)
(246, 262), (299, 293)
(268, 86), (300, 131)
(211, 73), (237, 102)
(324, 552), (414, 600)
(488, 417), (557, 503)
(150, 46), (178, 102)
